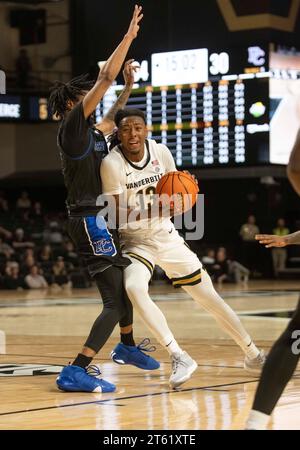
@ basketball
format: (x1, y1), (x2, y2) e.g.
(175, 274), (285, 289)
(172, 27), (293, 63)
(155, 171), (199, 213)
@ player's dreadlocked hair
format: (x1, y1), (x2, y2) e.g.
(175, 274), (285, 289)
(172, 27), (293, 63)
(107, 130), (120, 151)
(108, 108), (146, 151)
(49, 74), (94, 119)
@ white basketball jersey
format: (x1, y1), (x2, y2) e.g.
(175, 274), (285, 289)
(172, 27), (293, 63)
(100, 139), (177, 241)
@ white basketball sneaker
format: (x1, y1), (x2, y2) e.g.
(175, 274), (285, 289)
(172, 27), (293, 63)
(244, 350), (266, 375)
(169, 351), (198, 389)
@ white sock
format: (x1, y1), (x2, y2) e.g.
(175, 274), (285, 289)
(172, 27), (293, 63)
(244, 340), (260, 360)
(165, 338), (184, 356)
(245, 409), (270, 430)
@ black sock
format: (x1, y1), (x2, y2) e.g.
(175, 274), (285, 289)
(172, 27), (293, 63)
(72, 353), (93, 368)
(120, 331), (135, 346)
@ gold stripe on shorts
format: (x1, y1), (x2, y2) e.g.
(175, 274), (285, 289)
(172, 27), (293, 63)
(171, 268), (202, 288)
(126, 252), (154, 276)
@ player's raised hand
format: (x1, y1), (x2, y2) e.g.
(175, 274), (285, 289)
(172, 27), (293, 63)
(123, 59), (140, 86)
(255, 234), (288, 248)
(126, 5), (143, 40)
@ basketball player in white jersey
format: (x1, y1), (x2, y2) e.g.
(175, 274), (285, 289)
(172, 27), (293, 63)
(101, 108), (265, 388)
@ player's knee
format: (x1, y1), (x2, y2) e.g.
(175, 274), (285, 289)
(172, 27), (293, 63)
(101, 294), (124, 318)
(125, 279), (148, 303)
(106, 304), (126, 325)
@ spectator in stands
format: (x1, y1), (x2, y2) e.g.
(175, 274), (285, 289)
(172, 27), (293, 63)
(61, 240), (79, 266)
(211, 247), (230, 285)
(271, 218), (290, 277)
(15, 49), (32, 89)
(25, 265), (48, 289)
(12, 228), (35, 251)
(0, 192), (9, 214)
(23, 248), (35, 258)
(209, 247), (250, 286)
(3, 263), (26, 290)
(202, 249), (216, 273)
(52, 256), (72, 289)
(31, 201), (43, 217)
(43, 221), (63, 245)
(37, 245), (53, 284)
(240, 214), (260, 242)
(16, 191), (31, 210)
(30, 202), (44, 223)
(239, 215), (260, 276)
(16, 208), (32, 232)
(0, 226), (12, 241)
(0, 198), (10, 229)
(0, 237), (14, 259)
(38, 243), (52, 264)
(38, 244), (53, 263)
(21, 254), (36, 275)
(226, 251), (250, 285)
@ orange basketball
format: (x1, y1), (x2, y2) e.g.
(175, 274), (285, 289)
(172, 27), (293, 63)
(155, 171), (199, 213)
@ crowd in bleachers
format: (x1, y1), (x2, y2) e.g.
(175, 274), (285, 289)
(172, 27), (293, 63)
(0, 191), (90, 290)
(1, 188), (299, 290)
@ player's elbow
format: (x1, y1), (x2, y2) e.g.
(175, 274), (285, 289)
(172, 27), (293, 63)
(98, 70), (115, 84)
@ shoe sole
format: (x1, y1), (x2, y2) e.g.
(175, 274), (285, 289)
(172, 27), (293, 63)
(169, 360), (198, 389)
(57, 384), (116, 393)
(243, 351), (266, 376)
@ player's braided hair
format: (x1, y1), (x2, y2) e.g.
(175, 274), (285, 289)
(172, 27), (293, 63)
(107, 131), (120, 151)
(49, 74), (94, 119)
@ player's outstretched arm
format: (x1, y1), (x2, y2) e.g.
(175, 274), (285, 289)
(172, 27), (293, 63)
(96, 60), (138, 135)
(82, 5), (143, 119)
(255, 234), (289, 248)
(256, 231), (300, 247)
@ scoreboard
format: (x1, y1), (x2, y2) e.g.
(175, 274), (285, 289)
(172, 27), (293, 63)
(0, 95), (57, 122)
(96, 45), (270, 168)
(113, 78), (268, 167)
(0, 44), (274, 168)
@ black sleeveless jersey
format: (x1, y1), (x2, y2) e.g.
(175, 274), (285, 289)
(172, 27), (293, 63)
(58, 102), (108, 216)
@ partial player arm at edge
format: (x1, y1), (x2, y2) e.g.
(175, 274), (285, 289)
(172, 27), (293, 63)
(255, 231), (300, 247)
(285, 231), (300, 245)
(287, 129), (300, 196)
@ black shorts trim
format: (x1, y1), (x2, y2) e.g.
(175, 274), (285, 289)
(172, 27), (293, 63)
(171, 268), (201, 288)
(125, 252), (154, 276)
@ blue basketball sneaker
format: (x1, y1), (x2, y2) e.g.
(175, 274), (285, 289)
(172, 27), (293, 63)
(110, 338), (160, 370)
(56, 364), (116, 393)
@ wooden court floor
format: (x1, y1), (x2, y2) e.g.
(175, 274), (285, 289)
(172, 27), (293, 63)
(0, 280), (299, 430)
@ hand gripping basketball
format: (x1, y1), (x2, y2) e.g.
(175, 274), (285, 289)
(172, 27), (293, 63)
(155, 171), (199, 215)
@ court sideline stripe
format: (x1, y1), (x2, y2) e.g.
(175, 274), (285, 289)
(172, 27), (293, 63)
(1, 354), (273, 370)
(0, 379), (257, 417)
